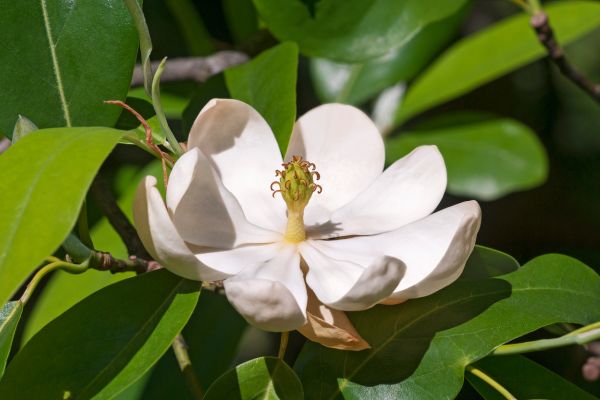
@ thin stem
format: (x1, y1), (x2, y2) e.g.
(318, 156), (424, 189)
(528, 9), (600, 104)
(61, 233), (159, 274)
(492, 321), (600, 356)
(278, 331), (290, 360)
(152, 58), (184, 156)
(172, 333), (204, 400)
(466, 365), (517, 400)
(90, 175), (151, 258)
(21, 260), (89, 305)
(527, 0), (542, 14)
(77, 200), (93, 248)
(123, 0), (153, 96)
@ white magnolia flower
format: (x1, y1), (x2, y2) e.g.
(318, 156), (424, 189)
(133, 99), (481, 335)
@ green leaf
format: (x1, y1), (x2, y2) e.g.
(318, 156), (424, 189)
(467, 355), (597, 400)
(0, 128), (123, 307)
(205, 357), (303, 400)
(253, 0), (468, 63)
(0, 270), (200, 400)
(459, 245), (519, 281)
(140, 291), (248, 399)
(0, 301), (22, 378)
(294, 254), (600, 399)
(164, 0), (214, 56)
(310, 4), (468, 105)
(223, 0), (259, 43)
(20, 162), (163, 344)
(395, 1), (600, 125)
(225, 42), (298, 152)
(0, 0), (138, 137)
(385, 116), (548, 200)
(123, 116), (168, 147)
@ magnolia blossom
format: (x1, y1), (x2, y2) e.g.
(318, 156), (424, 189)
(133, 99), (481, 343)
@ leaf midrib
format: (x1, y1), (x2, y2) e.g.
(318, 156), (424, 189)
(331, 284), (599, 399)
(40, 0), (71, 127)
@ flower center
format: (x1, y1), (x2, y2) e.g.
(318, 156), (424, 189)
(271, 155), (322, 243)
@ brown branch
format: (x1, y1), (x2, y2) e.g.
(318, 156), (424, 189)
(89, 175), (151, 259)
(89, 251), (161, 274)
(130, 51), (249, 87)
(531, 12), (600, 104)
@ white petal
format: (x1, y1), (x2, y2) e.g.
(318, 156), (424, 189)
(300, 240), (405, 311)
(318, 146), (446, 238)
(132, 176), (229, 281)
(223, 243), (307, 331)
(316, 201), (482, 304)
(286, 104), (385, 225)
(194, 243), (282, 276)
(166, 148), (281, 248)
(187, 99), (286, 232)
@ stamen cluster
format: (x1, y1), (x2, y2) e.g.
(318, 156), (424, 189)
(271, 155), (322, 212)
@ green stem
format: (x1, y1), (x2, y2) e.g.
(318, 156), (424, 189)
(62, 232), (93, 263)
(172, 333), (204, 399)
(466, 365), (517, 400)
(77, 200), (94, 248)
(492, 321), (600, 356)
(123, 0), (153, 96)
(21, 260), (89, 305)
(278, 331), (289, 360)
(527, 0), (542, 14)
(152, 58), (184, 156)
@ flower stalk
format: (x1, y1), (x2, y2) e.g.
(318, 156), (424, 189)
(492, 321), (600, 356)
(466, 365), (517, 400)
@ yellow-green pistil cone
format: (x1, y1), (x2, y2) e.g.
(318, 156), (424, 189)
(271, 156), (322, 243)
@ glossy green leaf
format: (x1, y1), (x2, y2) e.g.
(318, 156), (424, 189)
(396, 1), (600, 125)
(386, 116), (548, 200)
(0, 301), (22, 378)
(0, 128), (123, 307)
(467, 355), (597, 400)
(0, 0), (138, 137)
(225, 42), (298, 152)
(253, 0), (468, 63)
(310, 4), (467, 105)
(0, 270), (200, 400)
(141, 291), (248, 399)
(459, 245), (519, 281)
(20, 162), (163, 344)
(205, 357), (303, 400)
(294, 254), (600, 399)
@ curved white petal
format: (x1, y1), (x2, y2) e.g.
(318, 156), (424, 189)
(132, 176), (229, 281)
(194, 243), (282, 276)
(381, 201), (481, 303)
(317, 146), (446, 238)
(166, 148), (281, 249)
(300, 240), (405, 311)
(187, 99), (286, 232)
(286, 104), (385, 225)
(223, 243), (307, 331)
(315, 201), (481, 304)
